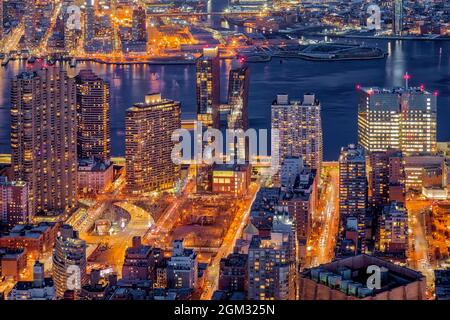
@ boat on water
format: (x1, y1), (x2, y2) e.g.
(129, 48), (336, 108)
(151, 72), (160, 80)
(27, 57), (36, 64)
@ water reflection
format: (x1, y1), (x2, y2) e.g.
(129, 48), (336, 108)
(0, 40), (449, 159)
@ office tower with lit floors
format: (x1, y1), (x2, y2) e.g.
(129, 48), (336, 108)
(272, 93), (323, 173)
(338, 144), (368, 255)
(75, 70), (111, 163)
(125, 93), (181, 194)
(10, 68), (78, 215)
(358, 81), (437, 155)
(279, 157), (318, 264)
(196, 47), (220, 129)
(52, 225), (87, 298)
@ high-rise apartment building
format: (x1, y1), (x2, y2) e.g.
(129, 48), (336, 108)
(279, 157), (318, 262)
(227, 66), (250, 162)
(272, 93), (323, 173)
(247, 214), (296, 300)
(11, 68), (78, 214)
(358, 85), (437, 154)
(125, 93), (181, 194)
(435, 269), (450, 300)
(393, 0), (403, 36)
(0, 177), (30, 227)
(9, 261), (55, 300)
(132, 6), (147, 42)
(227, 66), (250, 131)
(75, 70), (111, 163)
(339, 144), (367, 253)
(52, 225), (87, 298)
(196, 47), (220, 129)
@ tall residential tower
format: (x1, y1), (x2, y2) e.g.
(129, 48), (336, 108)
(11, 68), (78, 215)
(338, 144), (368, 254)
(196, 47), (220, 129)
(52, 225), (87, 298)
(75, 70), (111, 163)
(272, 93), (323, 173)
(125, 93), (181, 194)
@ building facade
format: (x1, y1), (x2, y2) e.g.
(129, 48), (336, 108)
(132, 6), (147, 42)
(272, 93), (323, 173)
(11, 69), (78, 215)
(377, 202), (409, 256)
(9, 261), (55, 300)
(394, 0), (403, 35)
(167, 240), (198, 290)
(196, 47), (220, 129)
(52, 225), (87, 298)
(75, 70), (111, 163)
(125, 93), (181, 194)
(0, 177), (30, 227)
(219, 253), (248, 293)
(227, 66), (250, 162)
(247, 214), (296, 300)
(0, 222), (58, 259)
(367, 149), (405, 207)
(358, 86), (437, 154)
(339, 144), (368, 254)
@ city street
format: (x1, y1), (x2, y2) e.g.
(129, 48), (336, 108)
(407, 199), (435, 292)
(200, 183), (260, 300)
(308, 163), (340, 268)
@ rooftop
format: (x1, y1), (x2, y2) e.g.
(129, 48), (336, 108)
(360, 86), (433, 96)
(302, 255), (425, 298)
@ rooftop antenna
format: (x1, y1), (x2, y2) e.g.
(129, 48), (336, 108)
(403, 72), (411, 89)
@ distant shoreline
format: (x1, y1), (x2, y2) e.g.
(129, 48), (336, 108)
(314, 33), (450, 41)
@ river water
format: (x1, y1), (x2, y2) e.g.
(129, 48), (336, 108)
(0, 3), (449, 160)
